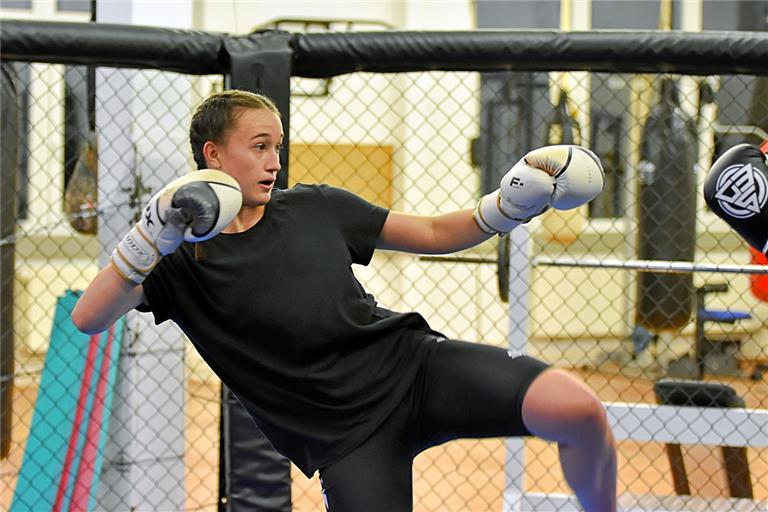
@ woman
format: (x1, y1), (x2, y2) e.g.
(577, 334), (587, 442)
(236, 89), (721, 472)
(73, 89), (616, 512)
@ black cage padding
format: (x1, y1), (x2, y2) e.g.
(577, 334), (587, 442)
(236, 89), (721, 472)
(290, 30), (768, 77)
(2, 20), (767, 77)
(0, 20), (275, 76)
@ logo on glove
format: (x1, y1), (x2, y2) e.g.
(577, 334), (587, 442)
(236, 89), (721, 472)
(123, 235), (153, 267)
(714, 163), (768, 219)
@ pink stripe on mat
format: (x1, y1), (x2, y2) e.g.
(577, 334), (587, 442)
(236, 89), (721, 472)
(53, 334), (101, 512)
(70, 325), (115, 512)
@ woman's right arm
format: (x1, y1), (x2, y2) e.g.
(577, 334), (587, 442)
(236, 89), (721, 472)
(72, 264), (145, 334)
(72, 169), (243, 334)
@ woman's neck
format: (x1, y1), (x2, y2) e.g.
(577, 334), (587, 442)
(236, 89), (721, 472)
(223, 204), (266, 233)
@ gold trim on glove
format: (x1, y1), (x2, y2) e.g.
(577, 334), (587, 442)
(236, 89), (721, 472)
(473, 198), (498, 234)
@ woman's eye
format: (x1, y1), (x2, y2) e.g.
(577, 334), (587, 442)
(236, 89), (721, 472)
(275, 144), (283, 153)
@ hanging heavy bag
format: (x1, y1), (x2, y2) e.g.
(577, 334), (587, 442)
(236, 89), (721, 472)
(541, 88), (586, 244)
(636, 79), (698, 329)
(64, 132), (98, 235)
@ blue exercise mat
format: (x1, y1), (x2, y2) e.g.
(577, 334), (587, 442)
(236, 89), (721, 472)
(11, 290), (124, 512)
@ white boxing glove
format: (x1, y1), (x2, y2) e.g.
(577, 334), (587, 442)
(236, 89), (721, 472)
(111, 169), (242, 284)
(473, 153), (556, 235)
(473, 145), (605, 236)
(525, 145), (605, 210)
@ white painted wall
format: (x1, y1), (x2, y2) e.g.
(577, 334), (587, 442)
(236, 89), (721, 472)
(192, 0), (474, 33)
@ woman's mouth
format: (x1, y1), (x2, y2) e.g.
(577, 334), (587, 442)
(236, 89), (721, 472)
(258, 179), (275, 190)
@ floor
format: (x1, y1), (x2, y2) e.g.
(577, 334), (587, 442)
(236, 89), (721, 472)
(2, 366), (766, 511)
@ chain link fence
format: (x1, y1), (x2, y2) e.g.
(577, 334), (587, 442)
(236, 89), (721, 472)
(2, 30), (767, 512)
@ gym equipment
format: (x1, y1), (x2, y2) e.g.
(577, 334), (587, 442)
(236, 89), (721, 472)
(1, 62), (20, 460)
(654, 379), (753, 499)
(668, 283), (751, 379)
(636, 79), (698, 330)
(11, 291), (124, 512)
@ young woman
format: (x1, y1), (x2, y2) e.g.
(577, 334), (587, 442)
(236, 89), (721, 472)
(72, 90), (616, 512)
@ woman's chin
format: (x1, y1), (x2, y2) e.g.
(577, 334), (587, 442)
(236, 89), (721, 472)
(244, 191), (272, 207)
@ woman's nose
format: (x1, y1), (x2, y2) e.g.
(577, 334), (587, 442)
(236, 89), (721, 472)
(269, 150), (281, 172)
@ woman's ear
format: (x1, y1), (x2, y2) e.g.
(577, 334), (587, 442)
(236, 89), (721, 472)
(202, 141), (220, 169)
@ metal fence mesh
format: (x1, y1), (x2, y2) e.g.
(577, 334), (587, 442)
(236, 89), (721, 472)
(2, 61), (766, 512)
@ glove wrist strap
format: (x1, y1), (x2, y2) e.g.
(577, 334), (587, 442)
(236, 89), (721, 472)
(473, 190), (525, 235)
(111, 223), (162, 285)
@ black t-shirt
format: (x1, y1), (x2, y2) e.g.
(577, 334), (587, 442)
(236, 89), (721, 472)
(139, 184), (439, 476)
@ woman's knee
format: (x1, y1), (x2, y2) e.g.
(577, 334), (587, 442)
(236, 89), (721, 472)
(521, 368), (609, 445)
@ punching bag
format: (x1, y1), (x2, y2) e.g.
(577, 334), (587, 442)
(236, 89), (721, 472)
(542, 89), (585, 244)
(1, 63), (20, 459)
(63, 131), (98, 235)
(636, 79), (698, 329)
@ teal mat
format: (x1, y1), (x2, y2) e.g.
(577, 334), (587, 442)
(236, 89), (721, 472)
(11, 290), (124, 512)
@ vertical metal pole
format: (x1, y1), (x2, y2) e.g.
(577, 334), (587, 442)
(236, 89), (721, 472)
(503, 226), (532, 512)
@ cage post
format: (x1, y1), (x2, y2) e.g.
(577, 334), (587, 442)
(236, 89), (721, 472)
(224, 31), (292, 190)
(218, 31), (294, 512)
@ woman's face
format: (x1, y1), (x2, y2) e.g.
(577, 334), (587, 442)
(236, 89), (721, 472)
(204, 107), (283, 207)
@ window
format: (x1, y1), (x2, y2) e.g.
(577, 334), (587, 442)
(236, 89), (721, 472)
(0, 1), (32, 9)
(57, 0), (90, 12)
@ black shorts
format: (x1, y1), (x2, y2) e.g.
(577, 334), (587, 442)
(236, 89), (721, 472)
(318, 337), (549, 512)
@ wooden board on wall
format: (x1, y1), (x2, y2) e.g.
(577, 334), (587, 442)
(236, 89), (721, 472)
(289, 143), (392, 208)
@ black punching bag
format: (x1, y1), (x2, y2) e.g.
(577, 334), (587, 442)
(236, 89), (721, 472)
(636, 79), (698, 329)
(1, 63), (20, 459)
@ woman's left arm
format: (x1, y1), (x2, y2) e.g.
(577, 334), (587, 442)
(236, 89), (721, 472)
(377, 145), (605, 255)
(376, 210), (493, 254)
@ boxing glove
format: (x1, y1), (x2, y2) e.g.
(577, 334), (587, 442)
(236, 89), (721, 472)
(703, 141), (768, 254)
(525, 145), (605, 210)
(473, 145), (604, 235)
(111, 169), (242, 284)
